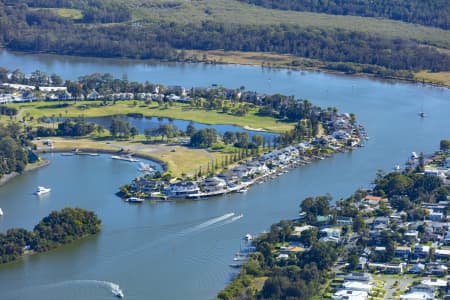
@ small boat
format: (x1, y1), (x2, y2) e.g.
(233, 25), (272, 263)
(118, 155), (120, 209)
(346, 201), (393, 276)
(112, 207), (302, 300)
(233, 255), (249, 261)
(0, 208), (3, 216)
(393, 164), (401, 171)
(138, 162), (154, 172)
(237, 188), (248, 193)
(126, 197), (144, 203)
(229, 263), (242, 268)
(34, 186), (51, 196)
(112, 287), (124, 298)
(418, 111), (425, 118)
(111, 155), (139, 162)
(244, 233), (253, 241)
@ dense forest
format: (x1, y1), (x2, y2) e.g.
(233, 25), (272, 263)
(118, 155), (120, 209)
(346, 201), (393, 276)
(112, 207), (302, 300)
(239, 0), (449, 29)
(7, 0), (131, 23)
(0, 122), (31, 178)
(0, 208), (101, 263)
(0, 2), (449, 75)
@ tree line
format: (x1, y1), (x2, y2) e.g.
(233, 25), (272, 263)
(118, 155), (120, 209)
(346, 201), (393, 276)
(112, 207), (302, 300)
(11, 0), (131, 23)
(35, 118), (101, 138)
(238, 0), (449, 29)
(0, 122), (32, 178)
(0, 3), (449, 74)
(0, 207), (101, 264)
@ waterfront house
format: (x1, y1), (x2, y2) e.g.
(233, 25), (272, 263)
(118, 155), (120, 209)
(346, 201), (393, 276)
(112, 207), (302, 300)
(290, 225), (317, 239)
(166, 181), (200, 198)
(201, 177), (227, 193)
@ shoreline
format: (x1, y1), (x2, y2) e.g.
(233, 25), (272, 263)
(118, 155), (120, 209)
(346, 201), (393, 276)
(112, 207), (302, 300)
(0, 159), (51, 187)
(1, 48), (448, 88)
(36, 147), (168, 172)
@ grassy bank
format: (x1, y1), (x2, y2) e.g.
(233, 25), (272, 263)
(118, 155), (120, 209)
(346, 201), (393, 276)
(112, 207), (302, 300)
(34, 137), (229, 178)
(7, 101), (294, 133)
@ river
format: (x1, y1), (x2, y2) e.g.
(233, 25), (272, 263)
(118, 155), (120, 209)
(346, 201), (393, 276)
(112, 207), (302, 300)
(0, 50), (449, 300)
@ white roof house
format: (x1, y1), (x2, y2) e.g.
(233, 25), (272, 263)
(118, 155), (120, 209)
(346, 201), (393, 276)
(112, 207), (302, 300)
(332, 289), (368, 300)
(342, 281), (373, 293)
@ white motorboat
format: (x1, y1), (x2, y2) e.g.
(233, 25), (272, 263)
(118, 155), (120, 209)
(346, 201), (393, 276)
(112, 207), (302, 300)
(0, 208), (3, 216)
(138, 162), (154, 172)
(112, 287), (124, 298)
(34, 186), (51, 196)
(244, 233), (253, 241)
(126, 197), (144, 203)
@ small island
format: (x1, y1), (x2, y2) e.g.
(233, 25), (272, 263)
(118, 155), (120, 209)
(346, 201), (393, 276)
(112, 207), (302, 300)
(0, 207), (101, 264)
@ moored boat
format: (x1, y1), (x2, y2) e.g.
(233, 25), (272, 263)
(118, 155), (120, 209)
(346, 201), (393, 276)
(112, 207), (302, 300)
(126, 197), (144, 203)
(34, 186), (51, 196)
(244, 233), (253, 241)
(0, 207), (3, 216)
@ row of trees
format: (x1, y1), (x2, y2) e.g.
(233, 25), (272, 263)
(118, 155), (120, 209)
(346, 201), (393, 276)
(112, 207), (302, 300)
(0, 105), (18, 116)
(0, 3), (449, 73)
(239, 0), (449, 29)
(0, 207), (101, 264)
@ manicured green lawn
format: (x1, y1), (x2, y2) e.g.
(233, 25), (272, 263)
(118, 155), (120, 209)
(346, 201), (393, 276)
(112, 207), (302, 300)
(7, 100), (294, 132)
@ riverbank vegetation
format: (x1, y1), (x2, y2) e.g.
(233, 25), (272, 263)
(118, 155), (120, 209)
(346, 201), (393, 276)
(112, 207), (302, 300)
(0, 207), (101, 264)
(218, 144), (450, 299)
(0, 122), (35, 179)
(0, 0), (449, 85)
(218, 199), (341, 300)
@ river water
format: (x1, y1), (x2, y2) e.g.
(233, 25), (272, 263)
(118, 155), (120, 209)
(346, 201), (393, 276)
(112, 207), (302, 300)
(0, 50), (449, 300)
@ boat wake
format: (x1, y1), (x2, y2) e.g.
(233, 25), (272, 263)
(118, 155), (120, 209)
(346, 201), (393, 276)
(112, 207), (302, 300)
(180, 212), (235, 235)
(3, 279), (124, 299)
(221, 213), (244, 225)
